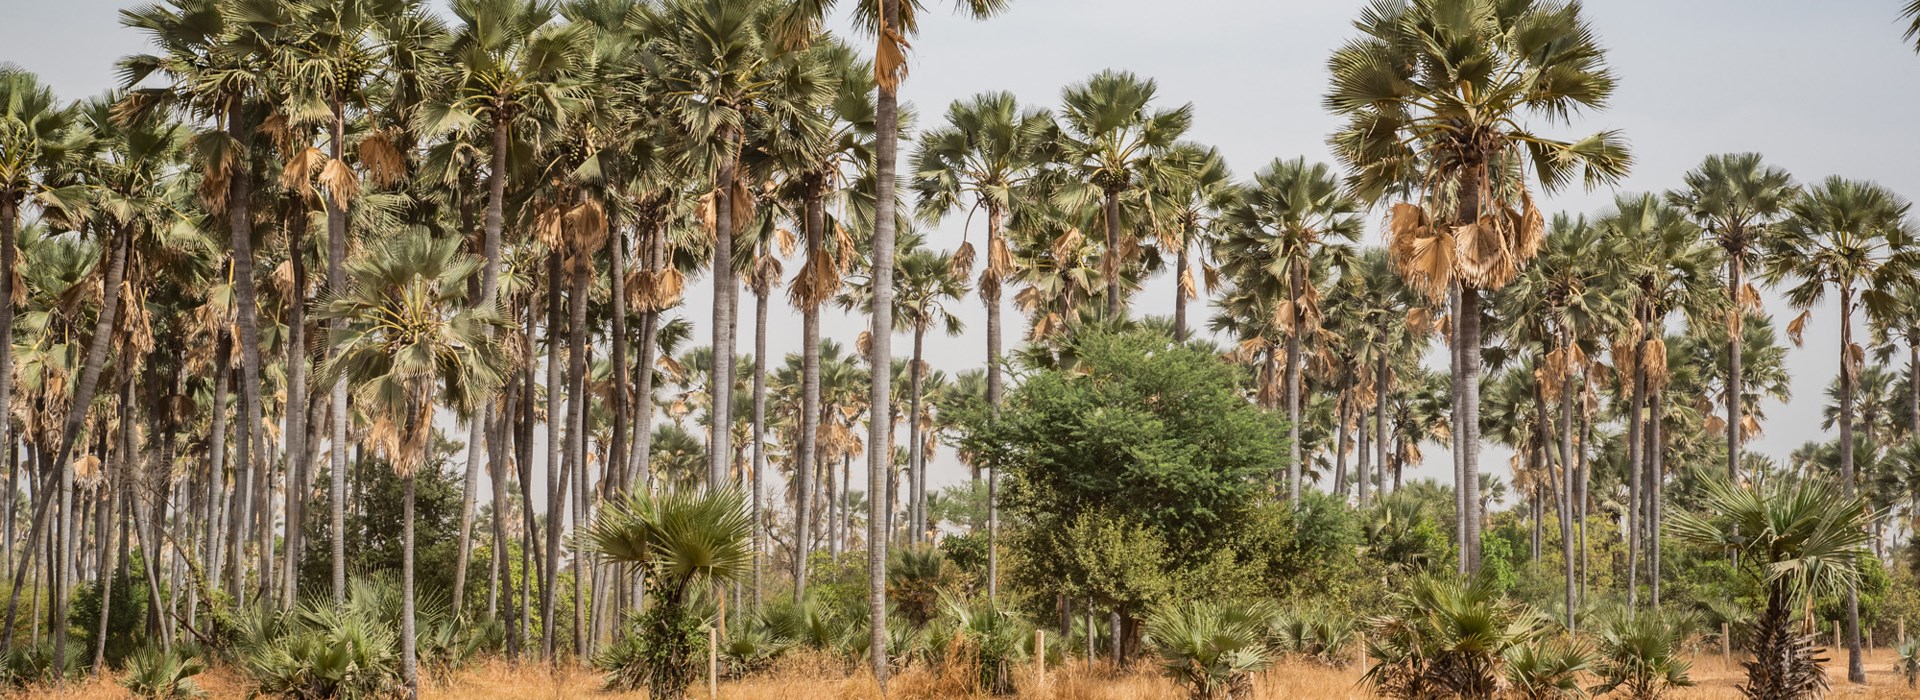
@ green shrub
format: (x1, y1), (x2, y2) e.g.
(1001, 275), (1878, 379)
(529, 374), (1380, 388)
(1145, 599), (1272, 700)
(1503, 638), (1593, 700)
(1589, 608), (1695, 699)
(121, 643), (206, 699)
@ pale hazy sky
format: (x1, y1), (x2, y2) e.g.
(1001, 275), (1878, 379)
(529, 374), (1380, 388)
(4, 0), (1918, 508)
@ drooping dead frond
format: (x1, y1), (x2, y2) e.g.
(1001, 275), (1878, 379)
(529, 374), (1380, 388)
(949, 240), (976, 279)
(874, 21), (912, 91)
(1786, 309), (1811, 347)
(1386, 203), (1452, 301)
(318, 157), (360, 210)
(358, 130), (407, 188)
(281, 146), (324, 197)
(775, 227), (798, 257)
(565, 198), (609, 253)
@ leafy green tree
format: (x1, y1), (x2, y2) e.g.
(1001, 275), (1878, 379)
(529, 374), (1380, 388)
(963, 330), (1286, 658)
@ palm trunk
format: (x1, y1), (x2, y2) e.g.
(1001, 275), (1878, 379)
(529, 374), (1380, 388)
(1450, 285), (1467, 574)
(1726, 255), (1743, 482)
(1626, 327), (1645, 609)
(1173, 243), (1188, 341)
(1286, 264), (1305, 505)
(984, 204), (1004, 602)
(1377, 351), (1390, 499)
(1102, 188), (1122, 320)
(492, 388), (518, 655)
(869, 4), (902, 680)
(750, 286), (768, 610)
(1334, 376), (1350, 498)
(566, 243), (592, 659)
(908, 327), (926, 544)
(541, 255), (564, 660)
(1558, 336), (1577, 632)
(0, 200), (16, 583)
(1649, 386), (1663, 609)
(209, 335), (230, 590)
(400, 470), (419, 698)
(282, 199), (311, 609)
(609, 214), (630, 495)
(1838, 285), (1865, 683)
(1459, 285), (1483, 572)
(328, 104), (355, 605)
(1357, 378), (1370, 507)
(710, 131), (739, 489)
(793, 187), (824, 602)
(630, 218), (664, 490)
(90, 464), (120, 671)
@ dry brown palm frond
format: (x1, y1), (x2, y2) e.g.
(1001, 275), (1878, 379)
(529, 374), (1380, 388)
(986, 236), (1014, 282)
(948, 240), (975, 280)
(566, 199), (609, 253)
(1178, 266), (1196, 300)
(281, 145), (324, 197)
(1786, 309), (1811, 347)
(318, 157), (360, 210)
(1641, 336), (1669, 391)
(358, 130), (407, 188)
(1052, 228), (1083, 264)
(874, 22), (911, 91)
(775, 227), (798, 257)
(788, 253), (838, 310)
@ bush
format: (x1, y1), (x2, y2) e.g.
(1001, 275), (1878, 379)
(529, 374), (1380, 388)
(1504, 639), (1593, 700)
(1270, 609), (1354, 667)
(1145, 599), (1272, 700)
(1362, 572), (1546, 699)
(69, 558), (148, 667)
(121, 643), (206, 699)
(1589, 608), (1695, 699)
(0, 640), (80, 688)
(235, 577), (444, 699)
(596, 598), (710, 694)
(924, 595), (1031, 694)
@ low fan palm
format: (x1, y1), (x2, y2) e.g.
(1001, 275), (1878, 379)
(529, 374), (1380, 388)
(1589, 608), (1696, 700)
(315, 231), (509, 698)
(1145, 599), (1275, 700)
(1362, 572), (1546, 700)
(581, 488), (754, 700)
(1668, 476), (1871, 699)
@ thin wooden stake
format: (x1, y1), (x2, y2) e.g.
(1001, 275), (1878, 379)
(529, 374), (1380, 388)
(1035, 629), (1046, 677)
(708, 625), (719, 699)
(1721, 622), (1731, 663)
(1356, 632), (1368, 669)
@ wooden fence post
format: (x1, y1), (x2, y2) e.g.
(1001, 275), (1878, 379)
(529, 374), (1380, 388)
(708, 625), (719, 700)
(1901, 617), (1908, 645)
(1833, 621), (1840, 652)
(1035, 629), (1046, 677)
(1721, 623), (1730, 664)
(1356, 632), (1368, 670)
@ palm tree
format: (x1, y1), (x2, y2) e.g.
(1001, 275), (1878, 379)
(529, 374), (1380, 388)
(0, 68), (82, 653)
(1215, 157), (1360, 505)
(1144, 143), (1231, 342)
(1763, 176), (1915, 682)
(1326, 0), (1631, 573)
(118, 0), (283, 608)
(580, 488), (753, 700)
(1669, 153), (1795, 485)
(875, 247), (966, 544)
(1053, 70), (1192, 320)
(316, 230), (509, 698)
(1669, 476), (1872, 698)
(1601, 193), (1719, 609)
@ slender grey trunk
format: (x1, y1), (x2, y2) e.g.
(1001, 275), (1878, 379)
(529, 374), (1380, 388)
(984, 204), (1004, 602)
(1102, 189), (1123, 320)
(1558, 337), (1577, 632)
(1286, 263), (1304, 505)
(908, 327), (926, 543)
(792, 190), (824, 602)
(327, 103), (353, 604)
(869, 14), (902, 680)
(1626, 323), (1645, 609)
(751, 287), (768, 610)
(400, 471), (418, 698)
(1726, 255), (1743, 482)
(1173, 244), (1189, 341)
(541, 255), (563, 660)
(1838, 286), (1865, 683)
(1649, 387), (1663, 609)
(709, 132), (739, 488)
(281, 200), (310, 608)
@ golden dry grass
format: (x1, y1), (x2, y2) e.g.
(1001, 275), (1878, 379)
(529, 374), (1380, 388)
(12, 648), (1919, 698)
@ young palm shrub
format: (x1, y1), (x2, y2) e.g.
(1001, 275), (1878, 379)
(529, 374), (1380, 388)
(1145, 599), (1275, 700)
(239, 579), (407, 699)
(1668, 476), (1869, 699)
(1272, 610), (1356, 667)
(1897, 640), (1920, 689)
(0, 641), (79, 688)
(889, 545), (961, 626)
(581, 488), (754, 700)
(923, 594), (1030, 694)
(1362, 572), (1547, 700)
(121, 643), (206, 699)
(1504, 638), (1594, 700)
(1588, 609), (1696, 699)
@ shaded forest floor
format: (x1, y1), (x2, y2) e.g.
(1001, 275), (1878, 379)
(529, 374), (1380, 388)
(14, 647), (1917, 698)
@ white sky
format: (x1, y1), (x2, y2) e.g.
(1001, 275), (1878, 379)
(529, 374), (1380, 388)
(6, 0), (1919, 511)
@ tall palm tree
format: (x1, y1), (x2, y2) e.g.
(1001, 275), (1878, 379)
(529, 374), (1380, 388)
(1143, 142), (1231, 342)
(1601, 193), (1719, 609)
(1326, 0), (1631, 572)
(1669, 154), (1795, 486)
(0, 69), (82, 651)
(118, 0), (283, 608)
(1763, 176), (1916, 683)
(317, 230), (509, 698)
(1215, 157), (1360, 505)
(1669, 476), (1871, 698)
(908, 89), (1043, 601)
(1053, 70), (1192, 320)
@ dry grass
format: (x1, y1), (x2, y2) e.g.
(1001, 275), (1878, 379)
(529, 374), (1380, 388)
(11, 648), (1919, 698)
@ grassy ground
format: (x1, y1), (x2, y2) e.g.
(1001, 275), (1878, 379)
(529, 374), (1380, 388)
(13, 647), (1917, 698)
